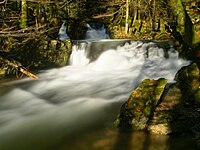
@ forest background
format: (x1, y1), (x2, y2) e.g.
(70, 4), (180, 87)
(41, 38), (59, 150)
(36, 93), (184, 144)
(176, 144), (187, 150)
(0, 0), (200, 78)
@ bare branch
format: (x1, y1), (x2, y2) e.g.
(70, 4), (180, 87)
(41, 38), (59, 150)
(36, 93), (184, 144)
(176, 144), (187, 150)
(92, 2), (126, 19)
(0, 56), (39, 78)
(0, 0), (7, 4)
(0, 25), (58, 38)
(92, 11), (119, 19)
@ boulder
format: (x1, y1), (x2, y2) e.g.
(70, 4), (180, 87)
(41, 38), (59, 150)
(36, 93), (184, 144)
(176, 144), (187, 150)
(147, 83), (191, 135)
(175, 63), (200, 104)
(115, 63), (200, 136)
(148, 63), (200, 135)
(115, 78), (167, 130)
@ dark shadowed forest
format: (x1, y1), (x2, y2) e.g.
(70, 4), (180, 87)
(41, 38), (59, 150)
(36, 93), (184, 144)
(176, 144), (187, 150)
(0, 0), (200, 78)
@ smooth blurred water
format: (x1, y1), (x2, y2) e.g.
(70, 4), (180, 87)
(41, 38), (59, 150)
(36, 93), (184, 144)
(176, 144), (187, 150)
(0, 40), (194, 150)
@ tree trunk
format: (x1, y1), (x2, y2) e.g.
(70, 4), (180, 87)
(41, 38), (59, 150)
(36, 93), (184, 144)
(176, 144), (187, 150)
(125, 0), (129, 35)
(148, 0), (152, 31)
(20, 0), (27, 29)
(152, 0), (156, 31)
(131, 0), (138, 27)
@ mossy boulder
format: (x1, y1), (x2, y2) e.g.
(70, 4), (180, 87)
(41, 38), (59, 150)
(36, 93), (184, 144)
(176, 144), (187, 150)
(175, 63), (199, 82)
(116, 63), (200, 137)
(174, 63), (200, 104)
(115, 78), (167, 130)
(148, 63), (200, 135)
(147, 83), (190, 135)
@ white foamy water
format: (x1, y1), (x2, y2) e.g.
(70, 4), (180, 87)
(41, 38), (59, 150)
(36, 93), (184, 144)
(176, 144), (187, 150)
(70, 42), (90, 65)
(85, 23), (110, 40)
(0, 40), (190, 150)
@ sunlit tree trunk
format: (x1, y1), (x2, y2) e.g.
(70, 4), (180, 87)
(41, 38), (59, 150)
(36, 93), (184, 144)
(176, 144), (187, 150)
(131, 0), (138, 27)
(152, 0), (156, 31)
(20, 0), (27, 29)
(125, 0), (129, 34)
(138, 0), (143, 32)
(148, 0), (152, 31)
(149, 0), (156, 31)
(138, 0), (141, 21)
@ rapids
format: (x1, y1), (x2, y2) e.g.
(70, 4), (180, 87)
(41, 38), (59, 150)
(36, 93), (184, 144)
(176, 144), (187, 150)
(0, 40), (193, 150)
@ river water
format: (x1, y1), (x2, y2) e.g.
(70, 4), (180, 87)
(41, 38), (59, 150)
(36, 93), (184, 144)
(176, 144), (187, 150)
(0, 39), (197, 150)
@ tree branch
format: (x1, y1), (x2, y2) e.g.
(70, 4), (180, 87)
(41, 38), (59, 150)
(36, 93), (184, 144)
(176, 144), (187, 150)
(92, 11), (119, 19)
(0, 56), (39, 78)
(0, 0), (7, 4)
(92, 1), (126, 19)
(0, 25), (58, 38)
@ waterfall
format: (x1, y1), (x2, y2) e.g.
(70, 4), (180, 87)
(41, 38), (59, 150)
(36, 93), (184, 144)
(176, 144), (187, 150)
(0, 40), (191, 150)
(69, 22), (111, 66)
(84, 22), (110, 40)
(58, 23), (70, 41)
(69, 42), (90, 66)
(69, 40), (186, 72)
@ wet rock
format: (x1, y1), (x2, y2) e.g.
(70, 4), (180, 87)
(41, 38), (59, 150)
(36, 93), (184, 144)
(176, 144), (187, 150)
(115, 78), (167, 130)
(147, 84), (179, 135)
(147, 83), (191, 135)
(195, 89), (200, 104)
(175, 63), (200, 104)
(148, 63), (200, 135)
(116, 63), (200, 136)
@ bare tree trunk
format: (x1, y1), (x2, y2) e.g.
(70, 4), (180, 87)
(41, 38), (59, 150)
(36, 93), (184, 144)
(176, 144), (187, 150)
(138, 0), (142, 31)
(152, 0), (156, 31)
(125, 0), (129, 35)
(149, 0), (156, 31)
(148, 0), (152, 31)
(20, 0), (27, 29)
(131, 0), (138, 27)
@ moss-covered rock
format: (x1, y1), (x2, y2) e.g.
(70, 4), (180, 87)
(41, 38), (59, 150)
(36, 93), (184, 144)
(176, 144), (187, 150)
(148, 63), (200, 135)
(116, 63), (200, 137)
(174, 63), (200, 104)
(175, 63), (199, 82)
(115, 78), (167, 130)
(147, 83), (190, 135)
(194, 89), (200, 104)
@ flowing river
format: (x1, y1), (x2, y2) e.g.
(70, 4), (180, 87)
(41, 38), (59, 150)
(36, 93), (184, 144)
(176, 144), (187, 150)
(0, 39), (197, 150)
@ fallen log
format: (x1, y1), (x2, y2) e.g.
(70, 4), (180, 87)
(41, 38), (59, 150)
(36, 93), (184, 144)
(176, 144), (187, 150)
(0, 56), (39, 79)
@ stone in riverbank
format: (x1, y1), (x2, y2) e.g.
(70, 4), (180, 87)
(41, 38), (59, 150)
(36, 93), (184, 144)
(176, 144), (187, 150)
(147, 63), (200, 135)
(174, 63), (200, 104)
(147, 83), (189, 135)
(115, 78), (167, 130)
(115, 63), (200, 136)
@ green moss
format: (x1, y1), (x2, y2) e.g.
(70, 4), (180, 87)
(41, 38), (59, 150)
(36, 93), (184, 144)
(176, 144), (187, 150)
(143, 107), (151, 116)
(157, 78), (168, 86)
(115, 78), (167, 130)
(195, 89), (200, 104)
(194, 33), (200, 44)
(175, 63), (199, 82)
